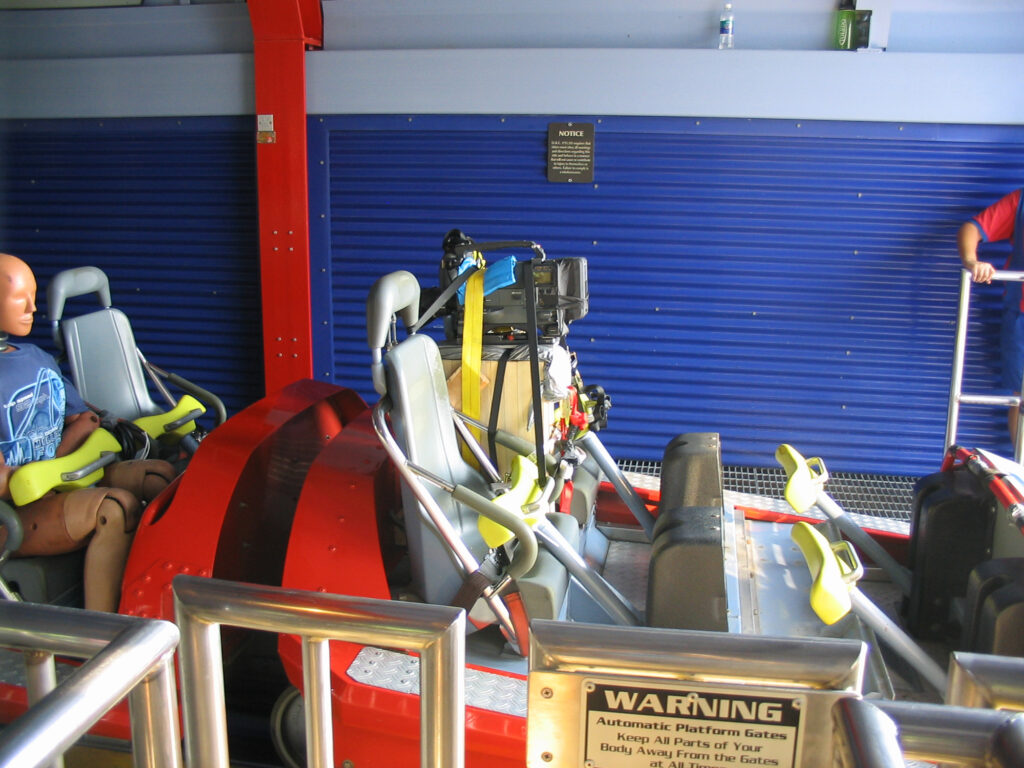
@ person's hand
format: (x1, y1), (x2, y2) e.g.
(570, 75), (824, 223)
(967, 261), (996, 284)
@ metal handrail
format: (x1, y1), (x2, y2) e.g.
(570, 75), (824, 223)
(947, 651), (1024, 709)
(172, 574), (466, 768)
(0, 601), (181, 768)
(947, 268), (1024, 462)
(834, 697), (1024, 767)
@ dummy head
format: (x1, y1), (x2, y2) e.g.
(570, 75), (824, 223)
(0, 254), (37, 339)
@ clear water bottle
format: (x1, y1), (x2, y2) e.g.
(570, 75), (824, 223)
(719, 2), (734, 49)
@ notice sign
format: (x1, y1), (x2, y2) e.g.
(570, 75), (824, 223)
(547, 122), (595, 183)
(583, 680), (804, 768)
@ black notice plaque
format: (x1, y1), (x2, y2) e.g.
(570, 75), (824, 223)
(547, 122), (594, 183)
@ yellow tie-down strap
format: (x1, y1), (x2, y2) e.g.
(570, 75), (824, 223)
(134, 395), (205, 442)
(478, 453), (545, 549)
(775, 443), (828, 515)
(10, 427), (122, 506)
(790, 521), (863, 626)
(460, 268), (486, 462)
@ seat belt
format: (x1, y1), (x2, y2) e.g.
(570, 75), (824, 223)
(523, 263), (548, 486)
(409, 266), (478, 335)
(487, 346), (515, 463)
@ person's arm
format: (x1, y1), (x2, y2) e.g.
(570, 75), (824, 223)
(959, 221), (996, 283)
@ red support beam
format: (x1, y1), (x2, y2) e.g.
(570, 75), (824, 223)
(247, 0), (323, 395)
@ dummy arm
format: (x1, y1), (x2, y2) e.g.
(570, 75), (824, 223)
(0, 460), (12, 502)
(0, 410), (109, 504)
(56, 411), (100, 457)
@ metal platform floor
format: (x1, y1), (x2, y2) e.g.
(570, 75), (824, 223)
(619, 460), (917, 522)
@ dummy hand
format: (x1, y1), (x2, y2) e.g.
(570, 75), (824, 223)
(56, 411), (100, 458)
(0, 458), (12, 502)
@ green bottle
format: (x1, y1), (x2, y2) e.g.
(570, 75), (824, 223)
(833, 0), (856, 50)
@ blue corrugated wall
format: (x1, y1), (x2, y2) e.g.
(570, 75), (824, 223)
(311, 115), (1024, 476)
(0, 117), (264, 424)
(3, 115), (1022, 476)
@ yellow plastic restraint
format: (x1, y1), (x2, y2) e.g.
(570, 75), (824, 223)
(10, 427), (123, 506)
(134, 394), (206, 443)
(775, 443), (829, 515)
(478, 453), (545, 549)
(790, 520), (864, 626)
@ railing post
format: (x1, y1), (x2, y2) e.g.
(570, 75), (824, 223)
(945, 268), (973, 453)
(301, 637), (334, 768)
(0, 604), (181, 768)
(173, 574), (466, 768)
(174, 605), (230, 768)
(832, 697), (904, 768)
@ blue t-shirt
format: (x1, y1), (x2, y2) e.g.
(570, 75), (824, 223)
(0, 344), (88, 467)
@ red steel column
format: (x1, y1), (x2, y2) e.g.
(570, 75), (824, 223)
(247, 0), (323, 395)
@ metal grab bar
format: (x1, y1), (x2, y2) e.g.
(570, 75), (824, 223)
(947, 268), (1024, 462)
(0, 602), (181, 768)
(947, 650), (1024, 709)
(172, 574), (466, 768)
(834, 697), (1024, 767)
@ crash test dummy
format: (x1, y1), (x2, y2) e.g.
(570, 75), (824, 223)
(0, 253), (175, 612)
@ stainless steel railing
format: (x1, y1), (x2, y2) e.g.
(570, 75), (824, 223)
(835, 697), (1024, 767)
(172, 573), (467, 768)
(0, 601), (181, 768)
(946, 268), (1024, 462)
(817, 648), (1024, 766)
(3, 574), (1023, 767)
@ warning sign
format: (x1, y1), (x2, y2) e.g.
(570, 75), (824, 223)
(583, 680), (804, 768)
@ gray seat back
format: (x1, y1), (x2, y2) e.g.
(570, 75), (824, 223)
(385, 333), (491, 605)
(48, 267), (162, 420)
(367, 270), (491, 605)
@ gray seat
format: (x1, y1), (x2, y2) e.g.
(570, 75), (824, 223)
(48, 267), (226, 453)
(0, 500), (83, 606)
(388, 332), (497, 606)
(367, 270), (578, 630)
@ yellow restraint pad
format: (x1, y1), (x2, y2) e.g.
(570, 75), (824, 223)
(776, 443), (828, 515)
(790, 521), (862, 626)
(134, 395), (205, 442)
(10, 428), (122, 506)
(478, 453), (545, 549)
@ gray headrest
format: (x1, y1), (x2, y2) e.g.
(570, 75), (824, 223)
(367, 271), (421, 395)
(47, 266), (112, 349)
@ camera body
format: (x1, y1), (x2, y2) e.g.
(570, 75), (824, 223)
(470, 257), (588, 340)
(438, 232), (588, 341)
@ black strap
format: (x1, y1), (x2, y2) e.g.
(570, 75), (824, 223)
(450, 569), (493, 612)
(410, 265), (478, 335)
(487, 346), (515, 463)
(523, 263), (547, 486)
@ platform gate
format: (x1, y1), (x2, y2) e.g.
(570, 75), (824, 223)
(0, 577), (1023, 767)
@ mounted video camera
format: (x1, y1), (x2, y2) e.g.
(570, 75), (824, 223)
(437, 229), (589, 341)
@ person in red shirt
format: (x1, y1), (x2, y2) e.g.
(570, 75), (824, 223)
(959, 188), (1024, 443)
